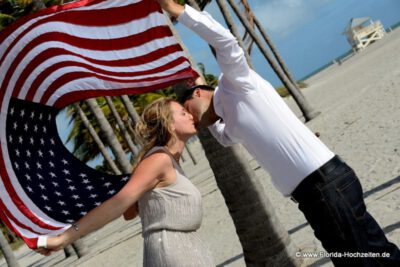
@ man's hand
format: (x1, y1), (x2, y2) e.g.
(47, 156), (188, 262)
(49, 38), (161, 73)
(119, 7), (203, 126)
(123, 202), (139, 221)
(35, 247), (52, 256)
(156, 0), (185, 18)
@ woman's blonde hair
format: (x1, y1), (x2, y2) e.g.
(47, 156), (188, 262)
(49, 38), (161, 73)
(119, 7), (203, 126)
(134, 97), (176, 163)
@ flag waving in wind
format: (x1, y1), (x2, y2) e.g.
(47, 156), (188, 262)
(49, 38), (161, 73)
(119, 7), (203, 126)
(0, 0), (197, 248)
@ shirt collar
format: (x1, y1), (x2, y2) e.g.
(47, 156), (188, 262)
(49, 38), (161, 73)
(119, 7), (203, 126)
(213, 86), (224, 119)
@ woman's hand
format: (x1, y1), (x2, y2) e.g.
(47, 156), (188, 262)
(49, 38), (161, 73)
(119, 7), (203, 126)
(43, 235), (65, 252)
(34, 235), (65, 256)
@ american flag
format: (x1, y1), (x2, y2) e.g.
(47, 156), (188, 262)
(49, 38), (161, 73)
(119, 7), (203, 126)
(0, 0), (197, 248)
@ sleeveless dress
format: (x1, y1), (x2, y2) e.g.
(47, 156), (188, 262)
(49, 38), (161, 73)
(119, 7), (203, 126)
(138, 146), (214, 267)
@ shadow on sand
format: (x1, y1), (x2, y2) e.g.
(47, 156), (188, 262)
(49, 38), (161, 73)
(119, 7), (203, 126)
(218, 175), (400, 267)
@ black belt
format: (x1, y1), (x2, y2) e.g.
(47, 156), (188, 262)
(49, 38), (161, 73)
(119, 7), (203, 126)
(290, 155), (344, 203)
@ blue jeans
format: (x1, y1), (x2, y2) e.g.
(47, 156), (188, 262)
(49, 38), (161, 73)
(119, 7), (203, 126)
(291, 156), (400, 266)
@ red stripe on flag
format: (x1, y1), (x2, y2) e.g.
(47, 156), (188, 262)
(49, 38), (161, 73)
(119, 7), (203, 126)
(14, 44), (183, 100)
(54, 68), (199, 108)
(27, 56), (188, 103)
(0, 0), (164, 107)
(50, 0), (162, 26)
(40, 65), (195, 105)
(0, 0), (161, 63)
(0, 0), (103, 43)
(0, 195), (44, 235)
(3, 25), (172, 99)
(0, 208), (38, 249)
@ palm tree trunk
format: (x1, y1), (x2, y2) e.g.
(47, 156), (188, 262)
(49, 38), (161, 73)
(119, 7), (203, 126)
(0, 229), (20, 267)
(32, 0), (46, 10)
(197, 128), (301, 266)
(239, 0), (255, 54)
(119, 95), (144, 147)
(104, 96), (139, 155)
(215, 0), (254, 68)
(74, 103), (122, 175)
(253, 16), (297, 86)
(225, 0), (319, 121)
(173, 2), (301, 265)
(85, 98), (132, 174)
(186, 0), (219, 59)
(119, 95), (140, 126)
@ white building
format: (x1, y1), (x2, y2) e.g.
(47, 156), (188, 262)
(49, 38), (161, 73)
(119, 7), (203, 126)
(343, 17), (386, 51)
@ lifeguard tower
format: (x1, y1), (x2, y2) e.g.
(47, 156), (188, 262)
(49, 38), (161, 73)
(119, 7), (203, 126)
(343, 17), (386, 51)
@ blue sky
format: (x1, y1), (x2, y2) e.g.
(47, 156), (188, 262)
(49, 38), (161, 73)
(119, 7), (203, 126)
(174, 0), (400, 86)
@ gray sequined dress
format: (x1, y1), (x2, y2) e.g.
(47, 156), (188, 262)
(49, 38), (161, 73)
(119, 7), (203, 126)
(138, 147), (214, 267)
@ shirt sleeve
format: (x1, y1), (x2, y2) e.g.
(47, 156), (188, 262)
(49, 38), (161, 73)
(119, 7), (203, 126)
(207, 120), (236, 147)
(177, 5), (252, 92)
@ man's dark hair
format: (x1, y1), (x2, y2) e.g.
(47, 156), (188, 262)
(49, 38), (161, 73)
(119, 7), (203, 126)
(177, 84), (215, 104)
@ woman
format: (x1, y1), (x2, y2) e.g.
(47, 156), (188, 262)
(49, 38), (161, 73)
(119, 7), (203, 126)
(37, 98), (214, 267)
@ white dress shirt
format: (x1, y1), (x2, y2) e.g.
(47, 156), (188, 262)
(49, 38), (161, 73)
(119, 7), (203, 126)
(178, 5), (335, 196)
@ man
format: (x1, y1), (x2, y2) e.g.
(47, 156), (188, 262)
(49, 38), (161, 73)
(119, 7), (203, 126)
(157, 0), (400, 266)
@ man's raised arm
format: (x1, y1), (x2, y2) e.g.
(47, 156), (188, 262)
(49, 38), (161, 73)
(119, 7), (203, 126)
(158, 0), (251, 88)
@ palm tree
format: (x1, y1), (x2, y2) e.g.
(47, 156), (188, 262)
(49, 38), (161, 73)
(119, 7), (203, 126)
(238, 0), (298, 94)
(175, 2), (302, 265)
(66, 89), (175, 172)
(104, 96), (139, 155)
(224, 0), (319, 121)
(74, 103), (122, 175)
(215, 0), (253, 68)
(195, 65), (301, 265)
(119, 95), (140, 125)
(85, 98), (132, 174)
(0, 227), (20, 267)
(66, 98), (134, 164)
(238, 0), (255, 54)
(198, 128), (300, 266)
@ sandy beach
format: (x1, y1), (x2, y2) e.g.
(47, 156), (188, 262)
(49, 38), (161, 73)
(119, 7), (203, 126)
(1, 27), (399, 267)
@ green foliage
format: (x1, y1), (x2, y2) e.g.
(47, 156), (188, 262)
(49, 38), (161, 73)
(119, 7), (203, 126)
(0, 0), (34, 30)
(197, 62), (218, 87)
(131, 88), (176, 115)
(184, 0), (212, 10)
(0, 0), (70, 32)
(65, 87), (176, 166)
(297, 80), (308, 89)
(276, 81), (308, 98)
(0, 13), (15, 31)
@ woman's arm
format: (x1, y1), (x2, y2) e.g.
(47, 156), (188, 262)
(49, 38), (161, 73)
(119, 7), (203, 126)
(42, 153), (171, 252)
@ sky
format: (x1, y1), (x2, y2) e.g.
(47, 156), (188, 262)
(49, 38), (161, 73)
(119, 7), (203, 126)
(174, 0), (400, 86)
(57, 0), (400, 166)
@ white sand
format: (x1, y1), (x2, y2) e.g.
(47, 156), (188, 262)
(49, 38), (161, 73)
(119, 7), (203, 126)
(2, 28), (400, 267)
